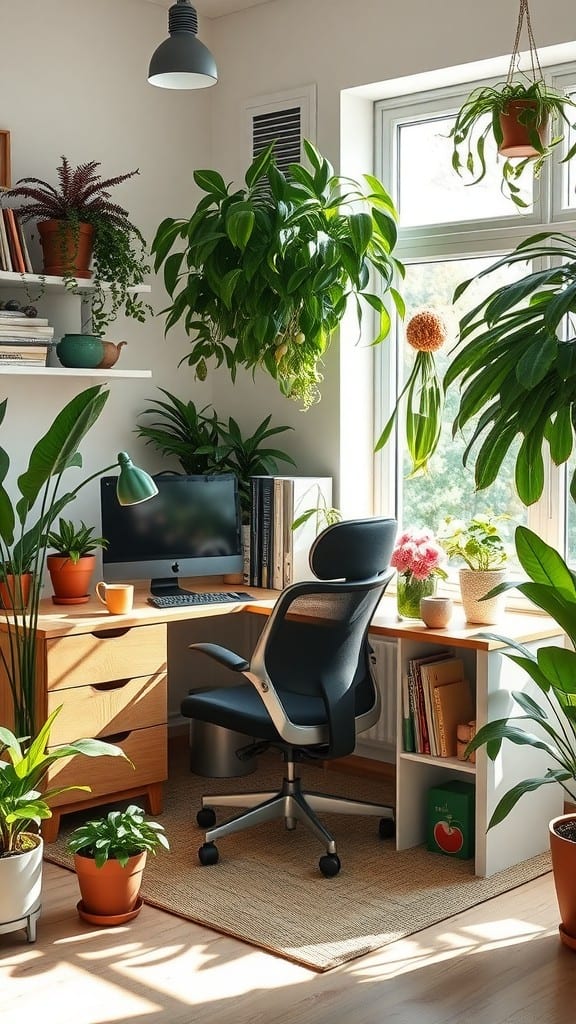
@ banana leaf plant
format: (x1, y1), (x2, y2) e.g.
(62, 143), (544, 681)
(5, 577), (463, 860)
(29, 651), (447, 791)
(0, 386), (110, 736)
(444, 232), (576, 506)
(465, 526), (576, 828)
(151, 140), (404, 408)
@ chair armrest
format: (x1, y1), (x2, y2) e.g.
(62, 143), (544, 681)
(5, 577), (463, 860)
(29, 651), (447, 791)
(189, 642), (249, 673)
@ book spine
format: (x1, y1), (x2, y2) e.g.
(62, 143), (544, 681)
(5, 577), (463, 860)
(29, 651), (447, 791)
(15, 213), (33, 274)
(0, 318), (50, 327)
(241, 523), (250, 587)
(4, 209), (26, 273)
(282, 479), (294, 586)
(271, 477), (284, 590)
(0, 210), (13, 271)
(432, 688), (449, 757)
(249, 477), (261, 587)
(259, 477), (274, 589)
(401, 672), (415, 753)
(411, 659), (431, 755)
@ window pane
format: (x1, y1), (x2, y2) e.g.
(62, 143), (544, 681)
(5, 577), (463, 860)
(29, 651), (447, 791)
(398, 115), (533, 226)
(398, 259), (528, 558)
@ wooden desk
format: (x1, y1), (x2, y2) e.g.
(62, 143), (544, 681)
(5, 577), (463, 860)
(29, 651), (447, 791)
(1, 585), (565, 872)
(0, 582), (275, 842)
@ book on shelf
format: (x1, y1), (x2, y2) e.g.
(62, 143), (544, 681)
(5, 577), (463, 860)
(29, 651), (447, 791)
(0, 339), (52, 350)
(401, 672), (415, 753)
(0, 345), (49, 357)
(0, 349), (48, 366)
(248, 475), (333, 589)
(432, 678), (475, 758)
(14, 212), (33, 274)
(3, 209), (26, 273)
(0, 325), (54, 337)
(0, 315), (50, 327)
(407, 651), (451, 755)
(0, 210), (12, 271)
(420, 656), (466, 756)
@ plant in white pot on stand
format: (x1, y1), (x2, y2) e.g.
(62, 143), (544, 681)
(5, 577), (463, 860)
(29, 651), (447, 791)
(438, 513), (508, 625)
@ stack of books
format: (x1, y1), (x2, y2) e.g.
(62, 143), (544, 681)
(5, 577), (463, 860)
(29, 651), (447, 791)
(0, 309), (54, 366)
(248, 476), (332, 589)
(0, 208), (33, 273)
(402, 653), (475, 758)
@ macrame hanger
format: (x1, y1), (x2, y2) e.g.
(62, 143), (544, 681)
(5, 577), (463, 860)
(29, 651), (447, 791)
(506, 0), (543, 86)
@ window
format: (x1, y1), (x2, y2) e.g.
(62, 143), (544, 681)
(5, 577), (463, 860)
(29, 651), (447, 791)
(374, 68), (576, 563)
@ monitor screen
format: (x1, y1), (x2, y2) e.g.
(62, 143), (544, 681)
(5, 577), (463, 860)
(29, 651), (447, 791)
(100, 473), (242, 594)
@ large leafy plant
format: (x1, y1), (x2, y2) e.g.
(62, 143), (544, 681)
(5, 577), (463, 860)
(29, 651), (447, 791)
(7, 157), (151, 335)
(0, 386), (111, 735)
(465, 527), (576, 827)
(444, 232), (576, 506)
(151, 140), (404, 407)
(0, 706), (128, 856)
(137, 389), (296, 520)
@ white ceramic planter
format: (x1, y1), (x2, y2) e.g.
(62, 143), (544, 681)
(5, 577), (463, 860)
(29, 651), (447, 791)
(459, 568), (507, 625)
(0, 834), (43, 942)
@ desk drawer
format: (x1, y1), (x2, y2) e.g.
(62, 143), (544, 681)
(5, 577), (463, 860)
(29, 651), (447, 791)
(46, 624), (167, 690)
(47, 672), (167, 744)
(49, 724), (168, 808)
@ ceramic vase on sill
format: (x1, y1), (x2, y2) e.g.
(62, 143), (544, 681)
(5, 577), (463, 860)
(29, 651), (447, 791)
(396, 573), (436, 621)
(459, 568), (507, 625)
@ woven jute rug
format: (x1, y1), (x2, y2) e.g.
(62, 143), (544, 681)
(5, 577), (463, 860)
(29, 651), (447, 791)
(44, 745), (551, 972)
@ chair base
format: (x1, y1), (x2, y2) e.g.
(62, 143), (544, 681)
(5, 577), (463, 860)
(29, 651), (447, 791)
(199, 759), (395, 859)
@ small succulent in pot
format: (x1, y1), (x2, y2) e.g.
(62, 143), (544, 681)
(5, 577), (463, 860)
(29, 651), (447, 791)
(46, 519), (108, 564)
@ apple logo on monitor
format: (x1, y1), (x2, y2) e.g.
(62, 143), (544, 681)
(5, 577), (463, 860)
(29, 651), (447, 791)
(171, 561), (180, 574)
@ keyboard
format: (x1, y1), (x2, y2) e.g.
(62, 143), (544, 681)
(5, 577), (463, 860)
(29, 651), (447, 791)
(147, 591), (256, 609)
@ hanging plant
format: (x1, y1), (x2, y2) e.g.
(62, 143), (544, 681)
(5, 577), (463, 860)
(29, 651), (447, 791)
(375, 309), (448, 475)
(449, 0), (576, 208)
(151, 140), (404, 408)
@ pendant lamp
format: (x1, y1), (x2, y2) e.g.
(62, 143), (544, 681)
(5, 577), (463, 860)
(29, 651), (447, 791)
(148, 0), (218, 90)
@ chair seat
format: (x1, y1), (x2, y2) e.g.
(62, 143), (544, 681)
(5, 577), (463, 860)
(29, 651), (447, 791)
(181, 685), (328, 742)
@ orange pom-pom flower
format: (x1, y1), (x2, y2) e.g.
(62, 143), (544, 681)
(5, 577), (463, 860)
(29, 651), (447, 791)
(406, 310), (447, 353)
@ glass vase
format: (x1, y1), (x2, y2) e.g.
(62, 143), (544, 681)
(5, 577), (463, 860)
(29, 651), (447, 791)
(396, 573), (436, 621)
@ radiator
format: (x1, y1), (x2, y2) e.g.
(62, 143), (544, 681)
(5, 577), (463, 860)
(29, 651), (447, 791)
(356, 638), (398, 761)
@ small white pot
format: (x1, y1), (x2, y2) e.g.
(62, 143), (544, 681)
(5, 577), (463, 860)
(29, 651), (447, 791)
(459, 568), (507, 625)
(0, 834), (43, 942)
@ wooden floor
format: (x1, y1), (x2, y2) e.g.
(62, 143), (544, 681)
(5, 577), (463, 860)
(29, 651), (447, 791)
(0, 862), (573, 1024)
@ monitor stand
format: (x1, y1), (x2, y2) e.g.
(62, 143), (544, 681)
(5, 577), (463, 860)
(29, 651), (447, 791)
(150, 578), (192, 598)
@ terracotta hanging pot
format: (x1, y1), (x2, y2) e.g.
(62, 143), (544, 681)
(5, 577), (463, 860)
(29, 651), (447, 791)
(498, 100), (549, 159)
(549, 814), (576, 951)
(0, 572), (32, 610)
(73, 851), (146, 925)
(38, 219), (94, 279)
(47, 554), (96, 605)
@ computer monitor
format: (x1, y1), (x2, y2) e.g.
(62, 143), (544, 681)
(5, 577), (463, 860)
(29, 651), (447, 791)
(100, 472), (243, 596)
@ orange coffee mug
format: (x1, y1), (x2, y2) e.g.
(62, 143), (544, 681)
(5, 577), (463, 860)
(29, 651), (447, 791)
(96, 582), (134, 615)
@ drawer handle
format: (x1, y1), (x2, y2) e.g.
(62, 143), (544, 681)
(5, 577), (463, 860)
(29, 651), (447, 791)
(91, 628), (132, 640)
(102, 730), (131, 744)
(91, 679), (131, 692)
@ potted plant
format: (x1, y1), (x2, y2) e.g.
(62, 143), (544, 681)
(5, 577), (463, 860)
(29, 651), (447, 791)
(464, 526), (576, 950)
(46, 518), (108, 605)
(0, 705), (128, 941)
(0, 385), (158, 737)
(5, 156), (151, 359)
(67, 803), (169, 925)
(444, 231), (576, 506)
(136, 389), (296, 524)
(437, 513), (508, 624)
(449, 77), (576, 207)
(151, 139), (403, 407)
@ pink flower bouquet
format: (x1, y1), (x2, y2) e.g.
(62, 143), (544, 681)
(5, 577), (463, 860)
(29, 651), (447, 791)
(391, 527), (447, 582)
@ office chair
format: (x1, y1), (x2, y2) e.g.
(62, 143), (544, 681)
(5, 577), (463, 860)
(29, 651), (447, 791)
(181, 517), (397, 877)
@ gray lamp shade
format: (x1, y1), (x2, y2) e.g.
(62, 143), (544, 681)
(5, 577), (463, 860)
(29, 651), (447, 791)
(148, 0), (217, 90)
(115, 452), (159, 506)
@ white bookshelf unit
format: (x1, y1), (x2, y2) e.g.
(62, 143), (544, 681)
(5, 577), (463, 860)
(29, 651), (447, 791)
(368, 601), (565, 877)
(0, 270), (152, 378)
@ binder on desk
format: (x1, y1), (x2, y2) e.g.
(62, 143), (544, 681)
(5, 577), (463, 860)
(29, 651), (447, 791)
(248, 476), (332, 589)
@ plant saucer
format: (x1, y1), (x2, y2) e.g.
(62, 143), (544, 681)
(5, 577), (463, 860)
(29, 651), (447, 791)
(558, 923), (576, 951)
(52, 595), (90, 605)
(76, 896), (143, 927)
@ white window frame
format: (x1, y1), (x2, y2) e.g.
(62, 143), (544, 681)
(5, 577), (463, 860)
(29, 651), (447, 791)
(373, 64), (576, 561)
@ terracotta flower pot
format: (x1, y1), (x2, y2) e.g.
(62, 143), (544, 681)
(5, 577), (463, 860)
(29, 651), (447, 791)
(47, 554), (96, 605)
(73, 851), (146, 923)
(498, 100), (549, 159)
(38, 219), (94, 279)
(549, 813), (576, 950)
(0, 572), (32, 610)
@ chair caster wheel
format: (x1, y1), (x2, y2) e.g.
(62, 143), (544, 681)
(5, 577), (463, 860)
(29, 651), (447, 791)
(197, 807), (216, 828)
(379, 817), (395, 840)
(319, 853), (341, 877)
(198, 842), (219, 866)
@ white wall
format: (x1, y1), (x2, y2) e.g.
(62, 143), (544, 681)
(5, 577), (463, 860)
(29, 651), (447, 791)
(0, 0), (214, 549)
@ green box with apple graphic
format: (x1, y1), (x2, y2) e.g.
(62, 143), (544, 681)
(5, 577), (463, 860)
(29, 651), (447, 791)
(426, 780), (475, 859)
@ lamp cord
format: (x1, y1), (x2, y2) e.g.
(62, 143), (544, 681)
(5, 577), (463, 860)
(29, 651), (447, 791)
(506, 0), (543, 86)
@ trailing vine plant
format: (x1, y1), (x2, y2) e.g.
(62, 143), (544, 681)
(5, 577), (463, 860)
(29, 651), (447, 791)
(151, 140), (404, 407)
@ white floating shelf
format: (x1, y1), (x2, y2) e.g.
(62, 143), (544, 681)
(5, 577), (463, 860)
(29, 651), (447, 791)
(0, 270), (151, 294)
(0, 365), (151, 378)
